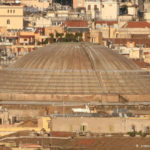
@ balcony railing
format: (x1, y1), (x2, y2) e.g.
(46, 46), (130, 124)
(0, 42), (13, 46)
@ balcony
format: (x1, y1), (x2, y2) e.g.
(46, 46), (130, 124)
(0, 42), (13, 46)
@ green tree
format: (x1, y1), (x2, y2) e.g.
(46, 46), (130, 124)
(49, 33), (54, 43)
(56, 32), (64, 42)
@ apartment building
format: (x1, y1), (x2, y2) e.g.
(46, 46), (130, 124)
(85, 0), (101, 19)
(21, 0), (51, 11)
(73, 0), (120, 20)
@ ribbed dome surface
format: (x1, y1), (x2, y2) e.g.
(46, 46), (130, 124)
(0, 43), (150, 99)
(11, 43), (139, 70)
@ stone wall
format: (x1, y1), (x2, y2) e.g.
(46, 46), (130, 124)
(1, 93), (150, 102)
(52, 117), (150, 133)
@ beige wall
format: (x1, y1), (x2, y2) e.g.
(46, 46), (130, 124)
(119, 28), (150, 35)
(101, 1), (119, 21)
(101, 28), (117, 38)
(129, 50), (140, 59)
(52, 117), (150, 133)
(144, 2), (150, 13)
(35, 17), (52, 27)
(90, 29), (102, 44)
(128, 6), (137, 18)
(21, 0), (50, 11)
(85, 0), (101, 19)
(144, 13), (150, 22)
(0, 93), (150, 102)
(144, 57), (150, 64)
(0, 27), (7, 35)
(73, 0), (85, 9)
(45, 26), (64, 37)
(0, 5), (23, 30)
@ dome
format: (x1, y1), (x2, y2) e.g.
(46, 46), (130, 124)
(0, 43), (150, 102)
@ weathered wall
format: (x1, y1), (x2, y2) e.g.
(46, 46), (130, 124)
(52, 117), (150, 133)
(0, 93), (119, 102)
(1, 93), (150, 102)
(0, 5), (23, 30)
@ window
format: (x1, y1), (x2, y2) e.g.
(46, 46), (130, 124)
(94, 5), (97, 10)
(80, 124), (87, 132)
(88, 5), (91, 10)
(7, 19), (10, 24)
(7, 10), (9, 13)
(103, 24), (107, 27)
(13, 10), (15, 13)
(10, 10), (12, 13)
(96, 24), (101, 29)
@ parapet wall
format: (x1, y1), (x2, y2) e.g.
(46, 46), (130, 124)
(0, 93), (150, 102)
(52, 117), (150, 134)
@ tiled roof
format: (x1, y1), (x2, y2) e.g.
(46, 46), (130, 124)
(51, 131), (75, 137)
(104, 38), (150, 47)
(144, 52), (150, 55)
(125, 21), (150, 28)
(19, 35), (35, 38)
(96, 21), (117, 26)
(63, 20), (88, 27)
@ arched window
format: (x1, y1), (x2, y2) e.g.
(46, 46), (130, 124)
(7, 19), (10, 24)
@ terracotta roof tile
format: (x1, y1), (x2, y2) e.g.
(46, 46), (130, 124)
(51, 131), (75, 137)
(126, 22), (150, 28)
(63, 20), (88, 27)
(104, 38), (150, 47)
(96, 21), (117, 26)
(144, 52), (150, 55)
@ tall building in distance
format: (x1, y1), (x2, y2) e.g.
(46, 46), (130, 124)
(73, 0), (120, 20)
(73, 0), (85, 9)
(0, 4), (23, 29)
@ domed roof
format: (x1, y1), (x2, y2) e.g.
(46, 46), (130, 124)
(11, 43), (138, 70)
(0, 43), (150, 102)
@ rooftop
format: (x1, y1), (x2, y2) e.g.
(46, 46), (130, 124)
(96, 21), (118, 26)
(125, 21), (150, 28)
(63, 20), (88, 28)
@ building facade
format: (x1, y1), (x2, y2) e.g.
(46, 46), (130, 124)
(73, 0), (85, 9)
(0, 5), (23, 30)
(101, 0), (119, 21)
(85, 0), (101, 19)
(21, 0), (51, 11)
(52, 117), (150, 134)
